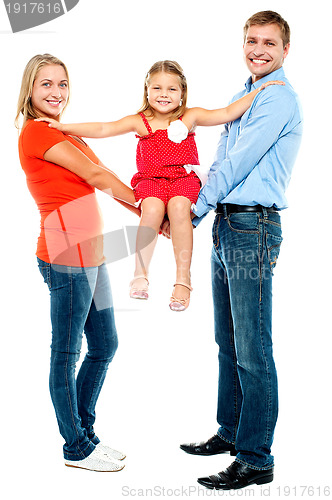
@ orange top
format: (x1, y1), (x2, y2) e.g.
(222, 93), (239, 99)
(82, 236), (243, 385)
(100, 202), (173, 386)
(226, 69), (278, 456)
(19, 120), (104, 267)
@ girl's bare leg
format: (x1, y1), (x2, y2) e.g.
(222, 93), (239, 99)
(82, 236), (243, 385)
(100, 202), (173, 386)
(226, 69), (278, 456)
(167, 196), (193, 303)
(132, 197), (165, 292)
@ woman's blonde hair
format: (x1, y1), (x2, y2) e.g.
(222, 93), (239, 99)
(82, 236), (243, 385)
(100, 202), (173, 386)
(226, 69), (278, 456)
(137, 60), (187, 121)
(15, 53), (70, 128)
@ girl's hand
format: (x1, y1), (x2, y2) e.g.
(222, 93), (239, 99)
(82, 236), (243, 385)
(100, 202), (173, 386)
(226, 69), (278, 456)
(258, 80), (285, 92)
(35, 117), (63, 130)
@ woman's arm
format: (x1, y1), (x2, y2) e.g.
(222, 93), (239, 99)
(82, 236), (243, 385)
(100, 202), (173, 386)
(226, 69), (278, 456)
(95, 159), (141, 215)
(36, 114), (140, 138)
(44, 140), (140, 216)
(183, 80), (285, 128)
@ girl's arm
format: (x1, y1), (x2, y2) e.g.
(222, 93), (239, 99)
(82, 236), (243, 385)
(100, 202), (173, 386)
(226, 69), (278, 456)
(184, 80), (285, 128)
(35, 114), (140, 138)
(43, 140), (140, 216)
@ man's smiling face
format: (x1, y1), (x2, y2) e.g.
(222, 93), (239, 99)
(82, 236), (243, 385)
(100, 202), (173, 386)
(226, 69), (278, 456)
(243, 23), (290, 82)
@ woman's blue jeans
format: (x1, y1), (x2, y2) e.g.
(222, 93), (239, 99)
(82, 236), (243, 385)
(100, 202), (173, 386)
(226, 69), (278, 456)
(211, 208), (282, 470)
(37, 258), (118, 461)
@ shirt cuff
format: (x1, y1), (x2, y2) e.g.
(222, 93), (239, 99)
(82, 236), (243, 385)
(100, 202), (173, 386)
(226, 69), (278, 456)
(192, 198), (211, 219)
(192, 214), (206, 227)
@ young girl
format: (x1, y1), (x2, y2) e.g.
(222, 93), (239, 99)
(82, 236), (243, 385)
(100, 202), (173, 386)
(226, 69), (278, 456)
(38, 60), (283, 311)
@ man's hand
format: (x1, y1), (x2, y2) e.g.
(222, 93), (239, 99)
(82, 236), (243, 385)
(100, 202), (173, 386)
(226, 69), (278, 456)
(160, 217), (171, 239)
(160, 211), (197, 239)
(190, 211), (197, 227)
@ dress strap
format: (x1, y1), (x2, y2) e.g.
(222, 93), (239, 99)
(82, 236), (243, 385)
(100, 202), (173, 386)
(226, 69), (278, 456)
(139, 113), (153, 134)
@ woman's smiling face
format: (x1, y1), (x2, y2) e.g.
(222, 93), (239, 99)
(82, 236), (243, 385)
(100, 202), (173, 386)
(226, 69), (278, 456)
(31, 64), (69, 120)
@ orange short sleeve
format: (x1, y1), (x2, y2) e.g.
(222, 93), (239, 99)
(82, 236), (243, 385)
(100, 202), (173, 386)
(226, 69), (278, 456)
(21, 120), (66, 158)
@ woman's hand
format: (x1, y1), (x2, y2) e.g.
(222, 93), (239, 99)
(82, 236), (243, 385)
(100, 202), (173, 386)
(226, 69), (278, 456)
(35, 117), (63, 130)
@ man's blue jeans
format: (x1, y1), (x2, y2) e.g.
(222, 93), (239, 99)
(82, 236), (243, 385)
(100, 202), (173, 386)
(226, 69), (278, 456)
(211, 208), (282, 470)
(37, 258), (118, 461)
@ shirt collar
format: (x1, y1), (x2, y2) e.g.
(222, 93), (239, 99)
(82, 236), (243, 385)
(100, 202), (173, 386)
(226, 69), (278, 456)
(245, 67), (286, 92)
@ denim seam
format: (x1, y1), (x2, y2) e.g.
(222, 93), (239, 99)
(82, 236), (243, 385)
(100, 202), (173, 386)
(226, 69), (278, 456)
(229, 307), (239, 443)
(83, 289), (102, 430)
(63, 269), (86, 459)
(47, 263), (51, 287)
(87, 362), (103, 429)
(259, 330), (272, 446)
(265, 228), (282, 275)
(91, 305), (110, 423)
(259, 230), (273, 447)
(235, 457), (274, 471)
(216, 431), (235, 446)
(84, 308), (104, 430)
(267, 243), (282, 275)
(263, 218), (281, 229)
(258, 217), (263, 302)
(65, 441), (95, 458)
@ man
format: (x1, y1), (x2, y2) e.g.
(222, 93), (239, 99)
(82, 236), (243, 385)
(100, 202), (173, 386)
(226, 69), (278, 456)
(181, 11), (303, 490)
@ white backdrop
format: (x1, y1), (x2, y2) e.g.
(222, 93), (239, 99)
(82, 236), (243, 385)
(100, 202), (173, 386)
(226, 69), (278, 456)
(1, 0), (331, 498)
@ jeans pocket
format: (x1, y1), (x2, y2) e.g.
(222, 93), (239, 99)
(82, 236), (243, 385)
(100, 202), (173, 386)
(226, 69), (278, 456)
(227, 213), (260, 234)
(37, 258), (51, 288)
(266, 233), (283, 274)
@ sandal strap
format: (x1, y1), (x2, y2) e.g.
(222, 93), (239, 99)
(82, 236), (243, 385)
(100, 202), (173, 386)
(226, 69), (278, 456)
(173, 282), (193, 292)
(130, 275), (149, 286)
(170, 282), (193, 305)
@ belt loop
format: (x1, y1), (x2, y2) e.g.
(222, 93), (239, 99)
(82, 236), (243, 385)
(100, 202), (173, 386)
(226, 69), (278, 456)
(262, 207), (268, 219)
(223, 204), (228, 219)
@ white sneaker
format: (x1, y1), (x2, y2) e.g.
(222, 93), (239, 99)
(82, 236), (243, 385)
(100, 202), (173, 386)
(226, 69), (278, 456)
(96, 442), (126, 461)
(64, 447), (125, 472)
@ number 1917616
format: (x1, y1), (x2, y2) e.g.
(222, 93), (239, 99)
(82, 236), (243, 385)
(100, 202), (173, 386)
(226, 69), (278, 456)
(276, 486), (331, 496)
(5, 3), (62, 14)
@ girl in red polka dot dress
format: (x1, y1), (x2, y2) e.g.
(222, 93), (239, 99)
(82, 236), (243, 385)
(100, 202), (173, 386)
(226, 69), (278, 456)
(38, 61), (283, 311)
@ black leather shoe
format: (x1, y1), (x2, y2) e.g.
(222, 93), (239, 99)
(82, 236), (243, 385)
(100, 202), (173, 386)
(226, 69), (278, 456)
(180, 434), (236, 456)
(197, 460), (274, 490)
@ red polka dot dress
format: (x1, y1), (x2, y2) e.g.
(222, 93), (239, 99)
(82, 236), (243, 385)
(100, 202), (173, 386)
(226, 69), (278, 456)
(131, 113), (201, 205)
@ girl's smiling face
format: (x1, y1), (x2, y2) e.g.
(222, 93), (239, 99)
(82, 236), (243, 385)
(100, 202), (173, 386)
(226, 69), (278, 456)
(31, 64), (69, 120)
(147, 72), (182, 116)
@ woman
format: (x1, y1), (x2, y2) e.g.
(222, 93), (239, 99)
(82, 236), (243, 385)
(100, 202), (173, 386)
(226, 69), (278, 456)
(16, 54), (140, 472)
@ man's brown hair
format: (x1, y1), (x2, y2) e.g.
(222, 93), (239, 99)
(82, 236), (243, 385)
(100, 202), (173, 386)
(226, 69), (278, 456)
(243, 11), (290, 47)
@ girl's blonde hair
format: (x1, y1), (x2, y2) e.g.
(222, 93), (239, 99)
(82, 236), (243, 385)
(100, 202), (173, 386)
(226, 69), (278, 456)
(138, 60), (187, 121)
(15, 53), (70, 128)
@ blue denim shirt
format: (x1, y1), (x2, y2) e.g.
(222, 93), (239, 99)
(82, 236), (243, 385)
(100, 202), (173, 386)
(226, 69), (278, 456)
(192, 67), (303, 224)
